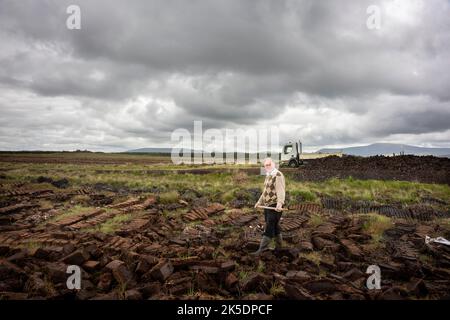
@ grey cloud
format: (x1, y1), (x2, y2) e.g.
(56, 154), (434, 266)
(0, 0), (449, 151)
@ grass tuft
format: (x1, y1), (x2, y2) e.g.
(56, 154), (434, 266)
(158, 191), (180, 204)
(360, 213), (393, 243)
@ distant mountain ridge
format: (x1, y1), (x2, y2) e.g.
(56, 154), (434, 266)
(318, 143), (450, 157)
(127, 143), (450, 158)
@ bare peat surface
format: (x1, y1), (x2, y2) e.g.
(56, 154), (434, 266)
(295, 155), (450, 185)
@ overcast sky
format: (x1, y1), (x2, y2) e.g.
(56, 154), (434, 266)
(0, 0), (449, 152)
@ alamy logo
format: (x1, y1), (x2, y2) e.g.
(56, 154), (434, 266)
(66, 5), (81, 30)
(66, 265), (81, 290)
(170, 120), (280, 165)
(366, 265), (381, 290)
(366, 5), (381, 30)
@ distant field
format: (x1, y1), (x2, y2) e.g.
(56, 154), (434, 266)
(0, 152), (173, 165)
(1, 151), (449, 184)
(1, 153), (449, 207)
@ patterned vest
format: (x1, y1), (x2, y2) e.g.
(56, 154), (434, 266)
(261, 172), (281, 206)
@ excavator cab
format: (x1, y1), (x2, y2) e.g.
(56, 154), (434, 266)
(280, 140), (303, 167)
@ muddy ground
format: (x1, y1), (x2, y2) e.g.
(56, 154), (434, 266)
(0, 155), (449, 300)
(296, 155), (450, 185)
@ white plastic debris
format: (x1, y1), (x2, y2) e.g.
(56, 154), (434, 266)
(425, 235), (450, 246)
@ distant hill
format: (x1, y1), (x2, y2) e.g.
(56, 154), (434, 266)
(318, 143), (450, 157)
(128, 143), (450, 158)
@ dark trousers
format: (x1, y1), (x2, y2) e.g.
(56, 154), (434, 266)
(263, 203), (282, 238)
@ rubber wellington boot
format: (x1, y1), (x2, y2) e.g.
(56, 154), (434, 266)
(274, 234), (283, 250)
(250, 236), (271, 256)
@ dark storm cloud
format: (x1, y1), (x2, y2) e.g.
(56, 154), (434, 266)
(0, 0), (449, 151)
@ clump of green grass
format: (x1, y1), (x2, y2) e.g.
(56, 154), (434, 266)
(221, 189), (237, 203)
(20, 241), (43, 250)
(309, 214), (326, 227)
(298, 251), (334, 271)
(186, 286), (197, 296)
(290, 189), (317, 202)
(158, 191), (180, 204)
(238, 270), (250, 282)
(360, 213), (393, 243)
(256, 261), (265, 273)
(162, 207), (187, 219)
(270, 281), (285, 296)
(86, 213), (132, 234)
(70, 194), (91, 205)
(49, 205), (96, 223)
(418, 254), (434, 265)
(38, 199), (54, 210)
(299, 252), (322, 267)
(232, 171), (249, 184)
(178, 251), (195, 260)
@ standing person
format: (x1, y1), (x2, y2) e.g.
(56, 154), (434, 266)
(251, 158), (286, 255)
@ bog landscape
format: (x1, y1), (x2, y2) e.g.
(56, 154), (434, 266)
(0, 152), (449, 300)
